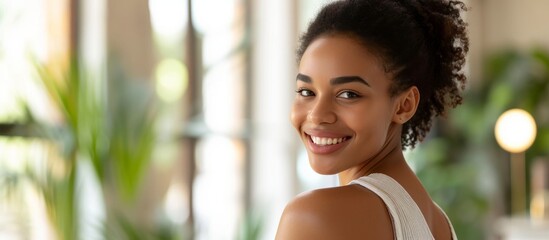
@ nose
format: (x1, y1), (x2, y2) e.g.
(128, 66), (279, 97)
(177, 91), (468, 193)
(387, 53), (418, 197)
(307, 97), (337, 124)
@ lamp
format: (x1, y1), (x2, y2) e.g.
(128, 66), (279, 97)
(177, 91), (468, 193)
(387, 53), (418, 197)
(495, 108), (537, 215)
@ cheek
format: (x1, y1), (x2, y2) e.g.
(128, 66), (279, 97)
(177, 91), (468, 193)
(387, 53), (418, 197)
(344, 106), (391, 141)
(290, 101), (306, 131)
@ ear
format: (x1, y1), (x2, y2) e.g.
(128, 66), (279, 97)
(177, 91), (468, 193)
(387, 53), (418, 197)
(392, 86), (420, 124)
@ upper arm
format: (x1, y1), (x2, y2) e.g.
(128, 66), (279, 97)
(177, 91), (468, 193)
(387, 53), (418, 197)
(275, 187), (393, 240)
(275, 193), (336, 240)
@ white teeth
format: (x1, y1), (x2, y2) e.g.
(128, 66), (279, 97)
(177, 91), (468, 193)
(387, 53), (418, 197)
(311, 136), (346, 146)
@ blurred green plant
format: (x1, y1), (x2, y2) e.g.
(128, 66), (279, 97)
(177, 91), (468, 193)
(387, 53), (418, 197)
(236, 211), (264, 240)
(410, 48), (549, 239)
(34, 56), (158, 200)
(103, 215), (185, 240)
(0, 56), (179, 239)
(29, 58), (92, 240)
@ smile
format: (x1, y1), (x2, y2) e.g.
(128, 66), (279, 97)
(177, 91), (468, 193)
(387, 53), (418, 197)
(305, 133), (351, 154)
(310, 136), (348, 146)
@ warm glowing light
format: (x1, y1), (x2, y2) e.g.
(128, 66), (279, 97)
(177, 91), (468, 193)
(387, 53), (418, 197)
(155, 59), (188, 103)
(530, 192), (549, 222)
(494, 109), (537, 153)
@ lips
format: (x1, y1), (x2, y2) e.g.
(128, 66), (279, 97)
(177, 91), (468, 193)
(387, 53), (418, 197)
(305, 132), (351, 154)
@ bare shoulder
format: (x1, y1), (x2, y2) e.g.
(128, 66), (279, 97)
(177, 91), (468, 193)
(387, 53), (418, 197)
(275, 185), (393, 240)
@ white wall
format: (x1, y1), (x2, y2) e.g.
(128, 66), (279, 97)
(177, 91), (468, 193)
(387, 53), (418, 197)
(250, 0), (298, 239)
(467, 0), (549, 83)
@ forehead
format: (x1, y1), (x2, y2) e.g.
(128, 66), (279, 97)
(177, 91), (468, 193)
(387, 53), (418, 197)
(299, 35), (387, 80)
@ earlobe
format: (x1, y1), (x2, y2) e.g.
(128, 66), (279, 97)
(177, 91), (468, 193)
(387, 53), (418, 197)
(393, 86), (420, 124)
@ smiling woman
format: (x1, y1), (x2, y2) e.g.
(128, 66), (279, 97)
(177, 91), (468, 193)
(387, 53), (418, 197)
(291, 35), (413, 178)
(276, 0), (468, 239)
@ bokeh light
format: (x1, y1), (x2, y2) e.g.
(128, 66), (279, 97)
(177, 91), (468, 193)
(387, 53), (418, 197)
(494, 109), (537, 153)
(155, 58), (188, 103)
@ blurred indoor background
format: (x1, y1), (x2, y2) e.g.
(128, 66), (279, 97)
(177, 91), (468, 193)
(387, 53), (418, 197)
(0, 0), (548, 239)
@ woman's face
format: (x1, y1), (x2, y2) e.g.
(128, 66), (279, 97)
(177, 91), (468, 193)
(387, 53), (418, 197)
(291, 35), (399, 175)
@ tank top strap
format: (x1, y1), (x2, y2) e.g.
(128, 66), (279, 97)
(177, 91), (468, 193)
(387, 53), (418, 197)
(435, 202), (459, 240)
(350, 173), (439, 240)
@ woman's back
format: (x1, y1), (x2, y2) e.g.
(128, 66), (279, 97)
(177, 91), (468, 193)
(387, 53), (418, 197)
(276, 172), (455, 240)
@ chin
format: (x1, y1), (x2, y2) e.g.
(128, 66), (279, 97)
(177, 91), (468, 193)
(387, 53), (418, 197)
(309, 158), (341, 175)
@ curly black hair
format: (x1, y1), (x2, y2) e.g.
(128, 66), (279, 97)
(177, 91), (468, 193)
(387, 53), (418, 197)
(297, 0), (469, 149)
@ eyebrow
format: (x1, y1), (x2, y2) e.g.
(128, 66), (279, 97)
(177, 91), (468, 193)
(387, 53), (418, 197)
(296, 73), (370, 86)
(296, 73), (312, 83)
(330, 76), (370, 86)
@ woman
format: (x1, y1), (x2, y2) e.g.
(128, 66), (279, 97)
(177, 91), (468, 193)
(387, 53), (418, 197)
(276, 0), (468, 239)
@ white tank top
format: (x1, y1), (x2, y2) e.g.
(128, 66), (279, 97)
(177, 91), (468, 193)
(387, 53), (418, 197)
(350, 173), (458, 240)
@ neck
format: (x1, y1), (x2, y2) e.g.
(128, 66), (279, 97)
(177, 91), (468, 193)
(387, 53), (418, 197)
(338, 123), (407, 185)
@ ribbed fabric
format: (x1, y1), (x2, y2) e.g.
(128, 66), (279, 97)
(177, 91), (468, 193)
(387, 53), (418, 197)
(350, 173), (458, 240)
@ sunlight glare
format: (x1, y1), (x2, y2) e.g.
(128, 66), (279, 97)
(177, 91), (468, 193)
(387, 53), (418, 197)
(192, 0), (235, 34)
(164, 180), (188, 225)
(149, 0), (188, 38)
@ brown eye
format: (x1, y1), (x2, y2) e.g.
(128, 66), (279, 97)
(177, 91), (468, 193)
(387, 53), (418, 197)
(337, 91), (360, 99)
(296, 89), (315, 97)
